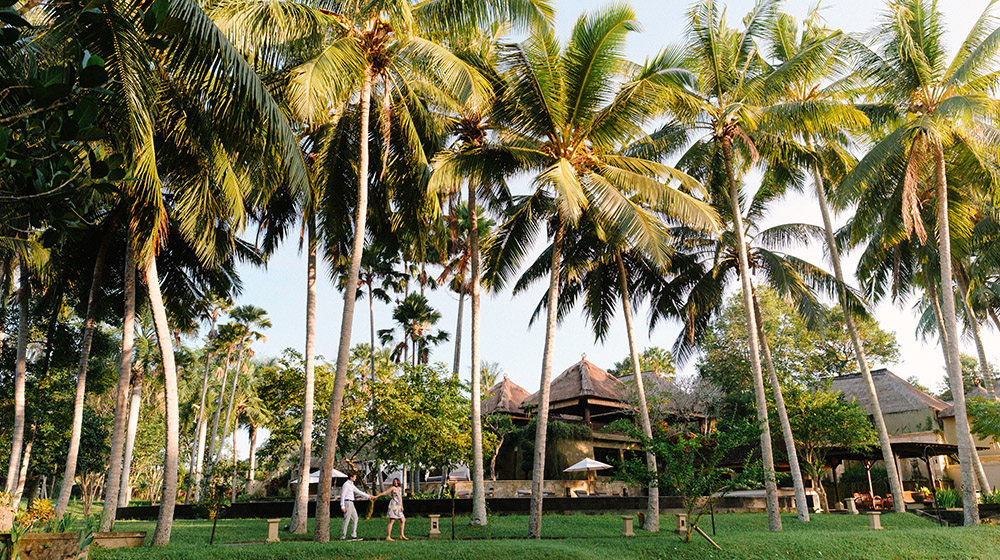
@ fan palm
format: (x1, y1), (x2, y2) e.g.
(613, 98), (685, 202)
(838, 0), (1000, 525)
(434, 5), (717, 537)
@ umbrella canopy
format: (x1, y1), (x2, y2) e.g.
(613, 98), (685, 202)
(563, 458), (613, 472)
(290, 469), (349, 484)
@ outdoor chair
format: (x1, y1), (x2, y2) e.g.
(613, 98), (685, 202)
(573, 490), (589, 497)
(882, 493), (893, 511)
(517, 489), (531, 497)
(542, 490), (556, 497)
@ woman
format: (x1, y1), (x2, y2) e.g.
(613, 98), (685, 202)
(376, 478), (407, 540)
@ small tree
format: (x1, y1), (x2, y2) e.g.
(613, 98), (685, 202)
(611, 417), (762, 543)
(608, 347), (677, 379)
(782, 386), (877, 511)
(483, 413), (515, 481)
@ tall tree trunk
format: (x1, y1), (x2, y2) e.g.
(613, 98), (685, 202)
(207, 349), (233, 476)
(927, 279), (992, 494)
(119, 366), (144, 508)
(248, 425), (258, 485)
(13, 436), (32, 501)
(55, 233), (111, 516)
(290, 214), (318, 534)
(809, 138), (905, 512)
(751, 287), (809, 521)
(315, 66), (372, 543)
(146, 257), (181, 545)
(616, 253), (659, 531)
(230, 427), (238, 503)
(216, 344), (246, 465)
(469, 185), (487, 526)
(103, 239), (136, 529)
(452, 278), (465, 379)
(528, 219), (564, 539)
(189, 348), (214, 504)
(5, 261), (29, 494)
(955, 268), (996, 398)
(935, 145), (979, 526)
(722, 137), (781, 532)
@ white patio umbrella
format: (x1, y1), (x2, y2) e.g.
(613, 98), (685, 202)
(564, 458), (613, 494)
(290, 468), (349, 484)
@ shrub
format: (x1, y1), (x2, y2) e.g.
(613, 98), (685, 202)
(935, 488), (961, 508)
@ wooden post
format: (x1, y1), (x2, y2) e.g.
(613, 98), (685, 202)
(694, 526), (722, 550)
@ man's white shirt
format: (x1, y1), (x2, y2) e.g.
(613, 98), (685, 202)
(340, 479), (371, 510)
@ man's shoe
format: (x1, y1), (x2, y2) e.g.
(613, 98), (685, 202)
(351, 537), (363, 541)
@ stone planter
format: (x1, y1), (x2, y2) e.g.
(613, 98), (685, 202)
(91, 532), (145, 549)
(0, 532), (88, 560)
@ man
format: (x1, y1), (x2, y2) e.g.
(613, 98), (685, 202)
(340, 471), (372, 541)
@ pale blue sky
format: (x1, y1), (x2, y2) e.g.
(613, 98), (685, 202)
(226, 0), (995, 407)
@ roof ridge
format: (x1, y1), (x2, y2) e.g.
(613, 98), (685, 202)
(579, 360), (594, 395)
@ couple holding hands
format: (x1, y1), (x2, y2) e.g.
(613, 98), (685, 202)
(340, 472), (407, 541)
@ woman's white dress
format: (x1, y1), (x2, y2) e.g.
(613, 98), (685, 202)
(386, 486), (404, 519)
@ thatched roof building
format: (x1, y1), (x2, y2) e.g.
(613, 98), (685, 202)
(521, 358), (630, 426)
(938, 383), (993, 419)
(482, 375), (531, 420)
(830, 368), (947, 434)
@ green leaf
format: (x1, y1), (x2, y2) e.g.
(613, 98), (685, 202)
(78, 64), (108, 87)
(74, 97), (99, 128)
(90, 160), (109, 179)
(0, 27), (18, 46)
(0, 8), (29, 27)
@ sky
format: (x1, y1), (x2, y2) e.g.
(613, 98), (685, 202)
(224, 0), (997, 421)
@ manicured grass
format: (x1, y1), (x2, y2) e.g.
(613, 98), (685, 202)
(92, 512), (1000, 560)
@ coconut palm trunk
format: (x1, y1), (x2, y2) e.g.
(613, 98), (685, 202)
(927, 278), (992, 495)
(722, 137), (781, 532)
(528, 219), (564, 539)
(55, 234), (111, 516)
(453, 276), (465, 378)
(5, 261), (29, 495)
(103, 239), (136, 529)
(290, 215), (318, 534)
(751, 287), (809, 521)
(934, 146), (980, 525)
(13, 436), (32, 501)
(146, 257), (181, 545)
(469, 184), (487, 526)
(189, 346), (214, 503)
(216, 344), (247, 465)
(207, 349), (233, 472)
(119, 365), (144, 507)
(955, 269), (996, 398)
(809, 141), (906, 513)
(615, 253), (659, 531)
(248, 424), (258, 485)
(315, 66), (373, 543)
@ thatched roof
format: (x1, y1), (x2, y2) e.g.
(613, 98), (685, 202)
(939, 383), (994, 418)
(482, 376), (531, 416)
(829, 368), (947, 415)
(522, 358), (626, 410)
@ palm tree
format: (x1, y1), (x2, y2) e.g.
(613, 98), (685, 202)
(214, 306), (270, 467)
(185, 297), (233, 504)
(102, 236), (136, 530)
(653, 0), (870, 529)
(209, 0), (552, 539)
(516, 216), (677, 532)
(378, 294), (450, 364)
(437, 5), (717, 536)
(206, 323), (242, 474)
(761, 7), (908, 513)
(54, 222), (115, 516)
(839, 0), (1000, 525)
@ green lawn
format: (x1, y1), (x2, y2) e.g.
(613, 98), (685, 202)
(89, 512), (1000, 560)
